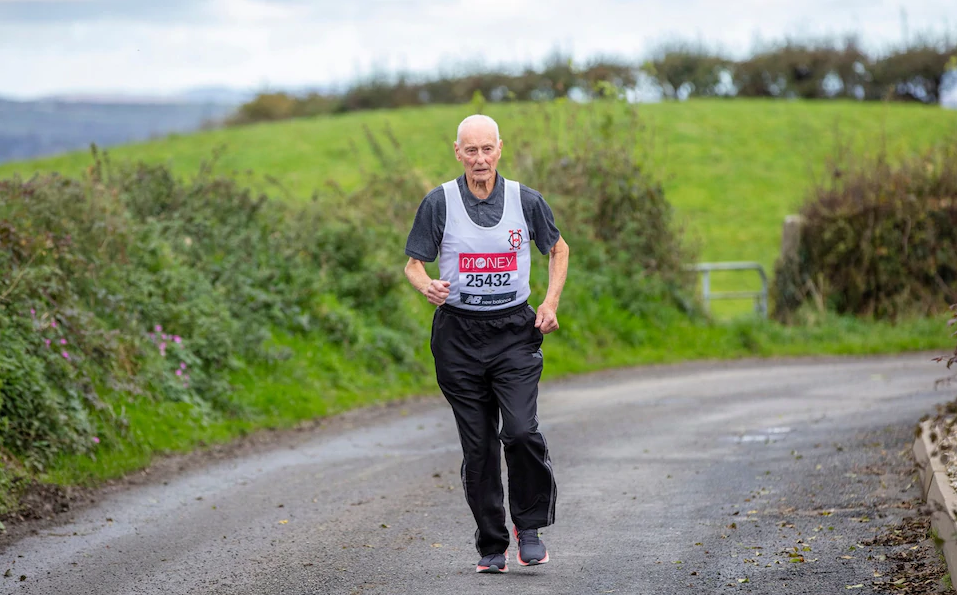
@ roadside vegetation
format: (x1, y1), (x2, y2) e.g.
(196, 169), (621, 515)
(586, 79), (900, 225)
(1, 96), (955, 524)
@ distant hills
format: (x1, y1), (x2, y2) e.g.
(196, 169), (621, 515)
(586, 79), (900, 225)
(0, 89), (249, 165)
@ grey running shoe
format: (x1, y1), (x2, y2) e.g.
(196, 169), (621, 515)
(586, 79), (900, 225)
(476, 552), (508, 574)
(514, 527), (550, 566)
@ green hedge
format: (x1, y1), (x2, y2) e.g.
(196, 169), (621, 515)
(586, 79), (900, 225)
(0, 150), (427, 471)
(0, 105), (691, 478)
(773, 139), (957, 321)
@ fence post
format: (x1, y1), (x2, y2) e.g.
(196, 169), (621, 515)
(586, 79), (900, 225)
(781, 215), (803, 263)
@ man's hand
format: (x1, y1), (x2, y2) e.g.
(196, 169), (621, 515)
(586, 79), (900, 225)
(425, 279), (450, 306)
(405, 258), (450, 306)
(535, 302), (559, 334)
(535, 236), (568, 335)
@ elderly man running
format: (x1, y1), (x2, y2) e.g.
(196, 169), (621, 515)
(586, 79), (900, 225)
(404, 114), (570, 574)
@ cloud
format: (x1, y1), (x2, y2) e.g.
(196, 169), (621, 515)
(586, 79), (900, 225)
(0, 0), (208, 24)
(0, 0), (954, 98)
(0, 0), (452, 25)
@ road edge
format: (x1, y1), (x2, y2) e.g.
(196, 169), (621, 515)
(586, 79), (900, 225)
(914, 419), (957, 590)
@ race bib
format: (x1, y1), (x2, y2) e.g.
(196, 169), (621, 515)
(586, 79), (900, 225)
(458, 252), (518, 307)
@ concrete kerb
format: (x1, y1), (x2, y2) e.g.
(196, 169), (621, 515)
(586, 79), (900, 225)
(914, 419), (957, 588)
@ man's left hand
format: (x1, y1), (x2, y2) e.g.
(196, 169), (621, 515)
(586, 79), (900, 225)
(534, 302), (559, 334)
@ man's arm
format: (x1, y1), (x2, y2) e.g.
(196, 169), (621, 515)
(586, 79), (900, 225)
(534, 236), (569, 334)
(405, 257), (450, 306)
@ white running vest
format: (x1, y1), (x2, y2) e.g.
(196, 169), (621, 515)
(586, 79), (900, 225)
(438, 177), (532, 311)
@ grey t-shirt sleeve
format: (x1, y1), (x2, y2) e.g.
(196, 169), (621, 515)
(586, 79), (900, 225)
(404, 186), (446, 262)
(520, 185), (561, 255)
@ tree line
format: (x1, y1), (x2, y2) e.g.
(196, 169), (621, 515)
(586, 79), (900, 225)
(227, 36), (957, 125)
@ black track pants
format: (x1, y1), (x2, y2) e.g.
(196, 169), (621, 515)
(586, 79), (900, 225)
(430, 302), (557, 556)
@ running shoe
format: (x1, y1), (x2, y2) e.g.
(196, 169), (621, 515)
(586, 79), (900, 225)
(514, 526), (549, 566)
(476, 552), (508, 574)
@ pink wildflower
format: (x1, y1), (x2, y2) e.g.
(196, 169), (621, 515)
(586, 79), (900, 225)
(176, 370), (183, 376)
(173, 336), (182, 344)
(162, 334), (168, 340)
(45, 339), (51, 348)
(92, 437), (100, 444)
(51, 320), (57, 328)
(60, 338), (67, 345)
(62, 351), (70, 360)
(155, 325), (162, 333)
(180, 362), (187, 370)
(30, 309), (35, 317)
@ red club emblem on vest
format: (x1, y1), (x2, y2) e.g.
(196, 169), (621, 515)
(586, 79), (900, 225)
(508, 229), (523, 251)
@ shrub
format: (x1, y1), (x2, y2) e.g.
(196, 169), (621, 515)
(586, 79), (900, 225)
(0, 104), (692, 477)
(643, 42), (733, 99)
(226, 35), (957, 127)
(0, 148), (424, 467)
(773, 140), (957, 321)
(507, 101), (697, 316)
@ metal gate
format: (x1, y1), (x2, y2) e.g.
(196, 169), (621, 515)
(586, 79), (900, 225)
(685, 262), (768, 318)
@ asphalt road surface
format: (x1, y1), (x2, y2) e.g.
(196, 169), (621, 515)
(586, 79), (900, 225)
(1, 354), (950, 595)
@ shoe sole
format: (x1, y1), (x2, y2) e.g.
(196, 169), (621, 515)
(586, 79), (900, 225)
(513, 526), (550, 566)
(476, 553), (509, 573)
(476, 565), (509, 573)
(517, 551), (549, 566)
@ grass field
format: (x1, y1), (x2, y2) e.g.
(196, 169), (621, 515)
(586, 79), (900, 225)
(4, 101), (955, 269)
(3, 99), (957, 501)
(5, 99), (955, 316)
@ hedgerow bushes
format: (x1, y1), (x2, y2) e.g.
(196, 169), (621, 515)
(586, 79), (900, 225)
(773, 139), (957, 321)
(507, 103), (696, 316)
(0, 150), (425, 471)
(226, 37), (957, 126)
(0, 104), (693, 480)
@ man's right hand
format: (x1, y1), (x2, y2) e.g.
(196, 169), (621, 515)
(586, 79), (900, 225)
(425, 279), (451, 306)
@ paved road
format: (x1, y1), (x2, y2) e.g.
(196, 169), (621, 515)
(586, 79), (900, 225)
(1, 355), (950, 594)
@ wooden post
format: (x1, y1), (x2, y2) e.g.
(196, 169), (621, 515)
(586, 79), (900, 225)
(781, 215), (803, 262)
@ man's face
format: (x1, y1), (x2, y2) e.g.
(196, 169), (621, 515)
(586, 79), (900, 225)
(454, 122), (503, 185)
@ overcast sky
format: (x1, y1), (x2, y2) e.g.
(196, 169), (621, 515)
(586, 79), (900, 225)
(0, 0), (954, 99)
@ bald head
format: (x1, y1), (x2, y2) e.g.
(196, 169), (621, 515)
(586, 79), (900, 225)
(454, 114), (503, 193)
(456, 115), (500, 144)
